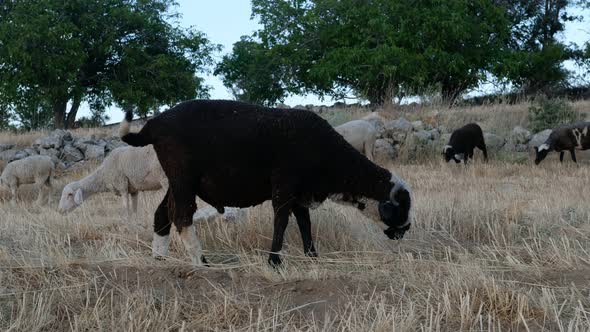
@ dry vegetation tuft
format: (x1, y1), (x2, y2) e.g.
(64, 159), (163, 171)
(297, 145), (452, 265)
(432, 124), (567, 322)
(1, 103), (590, 331)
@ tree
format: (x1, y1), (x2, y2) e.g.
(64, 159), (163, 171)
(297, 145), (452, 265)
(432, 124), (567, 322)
(229, 0), (509, 106)
(493, 0), (587, 93)
(215, 37), (291, 106)
(0, 0), (219, 129)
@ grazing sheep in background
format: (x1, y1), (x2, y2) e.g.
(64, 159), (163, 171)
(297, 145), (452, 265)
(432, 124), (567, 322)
(335, 119), (377, 161)
(0, 155), (54, 204)
(58, 145), (167, 223)
(443, 123), (488, 164)
(120, 100), (413, 267)
(534, 121), (590, 165)
(192, 206), (249, 223)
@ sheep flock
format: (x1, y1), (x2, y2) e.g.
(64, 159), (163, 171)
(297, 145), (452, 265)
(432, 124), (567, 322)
(2, 99), (590, 330)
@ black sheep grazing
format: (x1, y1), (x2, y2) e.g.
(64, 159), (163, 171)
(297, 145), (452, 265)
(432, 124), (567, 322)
(534, 121), (590, 165)
(120, 100), (413, 266)
(443, 123), (488, 164)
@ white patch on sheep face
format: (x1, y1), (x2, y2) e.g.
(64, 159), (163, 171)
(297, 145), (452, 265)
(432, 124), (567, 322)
(538, 144), (550, 152)
(454, 153), (464, 160)
(443, 145), (452, 153)
(389, 174), (412, 228)
(180, 225), (204, 266)
(152, 233), (170, 258)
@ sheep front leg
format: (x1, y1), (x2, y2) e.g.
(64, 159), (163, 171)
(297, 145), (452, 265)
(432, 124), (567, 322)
(365, 139), (375, 162)
(9, 184), (17, 206)
(34, 181), (44, 205)
(269, 206), (290, 266)
(560, 151), (565, 162)
(152, 189), (172, 260)
(269, 182), (294, 266)
(570, 149), (577, 163)
(131, 192), (139, 214)
(292, 204), (318, 258)
(169, 185), (206, 266)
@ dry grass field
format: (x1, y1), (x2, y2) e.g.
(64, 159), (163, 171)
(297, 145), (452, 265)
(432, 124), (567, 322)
(1, 103), (590, 331)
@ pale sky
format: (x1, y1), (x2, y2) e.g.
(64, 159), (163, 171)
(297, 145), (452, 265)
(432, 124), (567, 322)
(79, 1), (590, 124)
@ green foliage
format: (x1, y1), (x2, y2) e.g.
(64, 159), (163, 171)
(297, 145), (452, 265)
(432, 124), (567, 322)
(0, 0), (220, 128)
(230, 0), (510, 106)
(493, 0), (583, 93)
(215, 37), (291, 106)
(528, 97), (579, 132)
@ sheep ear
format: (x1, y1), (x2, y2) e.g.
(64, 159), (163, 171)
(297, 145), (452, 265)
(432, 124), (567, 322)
(74, 189), (83, 205)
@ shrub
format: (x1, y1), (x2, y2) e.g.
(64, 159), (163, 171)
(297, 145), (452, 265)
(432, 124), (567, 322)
(528, 97), (579, 132)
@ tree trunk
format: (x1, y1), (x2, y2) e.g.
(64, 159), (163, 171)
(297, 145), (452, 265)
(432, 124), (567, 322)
(52, 97), (68, 129)
(381, 81), (397, 111)
(65, 94), (82, 129)
(441, 81), (464, 108)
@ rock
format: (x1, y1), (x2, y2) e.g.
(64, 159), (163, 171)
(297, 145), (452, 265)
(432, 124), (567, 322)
(413, 129), (432, 144)
(514, 144), (529, 152)
(23, 148), (38, 156)
(0, 143), (15, 152)
(276, 103), (290, 109)
(510, 126), (531, 145)
(361, 112), (386, 133)
(428, 128), (441, 141)
(528, 129), (552, 149)
(385, 117), (413, 132)
(33, 129), (72, 149)
(84, 144), (105, 160)
(62, 145), (84, 163)
(382, 117), (413, 143)
(39, 148), (61, 165)
(73, 135), (99, 152)
(484, 133), (505, 150)
(0, 149), (20, 162)
(14, 150), (29, 160)
(411, 120), (424, 131)
(373, 139), (397, 164)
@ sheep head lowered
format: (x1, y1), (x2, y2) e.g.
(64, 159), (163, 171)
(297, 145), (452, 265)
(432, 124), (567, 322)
(534, 144), (551, 165)
(379, 178), (412, 239)
(58, 183), (84, 213)
(333, 175), (412, 240)
(442, 145), (462, 163)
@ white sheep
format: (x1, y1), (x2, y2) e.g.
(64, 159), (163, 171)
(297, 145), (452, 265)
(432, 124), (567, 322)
(0, 155), (54, 205)
(335, 119), (377, 161)
(192, 206), (249, 223)
(58, 145), (167, 222)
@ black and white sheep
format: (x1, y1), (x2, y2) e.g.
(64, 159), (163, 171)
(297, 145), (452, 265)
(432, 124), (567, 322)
(58, 145), (167, 223)
(534, 121), (590, 165)
(443, 123), (488, 164)
(0, 155), (54, 204)
(120, 100), (413, 266)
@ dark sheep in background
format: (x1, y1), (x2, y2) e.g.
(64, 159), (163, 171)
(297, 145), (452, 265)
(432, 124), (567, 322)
(443, 123), (488, 164)
(534, 121), (590, 165)
(120, 99), (413, 267)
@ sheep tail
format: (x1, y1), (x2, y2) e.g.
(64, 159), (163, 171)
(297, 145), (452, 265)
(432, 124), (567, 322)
(118, 110), (134, 137)
(119, 110), (152, 147)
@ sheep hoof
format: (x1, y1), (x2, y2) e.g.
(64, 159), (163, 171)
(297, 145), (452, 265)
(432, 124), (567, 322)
(201, 255), (209, 267)
(305, 251), (318, 259)
(268, 254), (283, 267)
